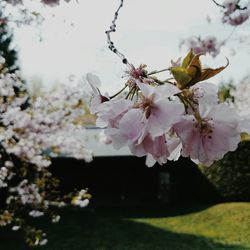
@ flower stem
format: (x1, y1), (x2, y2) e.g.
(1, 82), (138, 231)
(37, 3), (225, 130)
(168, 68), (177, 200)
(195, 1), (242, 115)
(110, 85), (128, 99)
(148, 68), (169, 76)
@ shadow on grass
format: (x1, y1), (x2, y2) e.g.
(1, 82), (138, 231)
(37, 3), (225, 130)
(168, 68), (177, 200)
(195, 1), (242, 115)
(90, 203), (214, 219)
(0, 207), (248, 250)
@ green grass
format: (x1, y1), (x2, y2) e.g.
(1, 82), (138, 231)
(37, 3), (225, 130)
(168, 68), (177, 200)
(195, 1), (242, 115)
(0, 202), (250, 250)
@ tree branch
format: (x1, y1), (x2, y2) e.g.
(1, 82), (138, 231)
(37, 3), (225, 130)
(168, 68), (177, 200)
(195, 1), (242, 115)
(105, 0), (131, 66)
(211, 0), (225, 8)
(212, 0), (248, 11)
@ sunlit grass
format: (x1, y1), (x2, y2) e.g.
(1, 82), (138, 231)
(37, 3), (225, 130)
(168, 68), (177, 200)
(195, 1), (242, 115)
(0, 202), (250, 250)
(132, 202), (250, 248)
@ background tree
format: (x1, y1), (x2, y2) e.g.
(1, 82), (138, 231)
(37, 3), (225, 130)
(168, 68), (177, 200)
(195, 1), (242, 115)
(0, 8), (18, 72)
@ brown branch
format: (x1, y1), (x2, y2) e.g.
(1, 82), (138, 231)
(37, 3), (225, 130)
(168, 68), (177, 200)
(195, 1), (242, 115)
(105, 0), (132, 66)
(212, 0), (248, 11)
(211, 0), (225, 8)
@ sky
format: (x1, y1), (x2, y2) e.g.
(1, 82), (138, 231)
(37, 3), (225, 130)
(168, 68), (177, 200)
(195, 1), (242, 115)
(12, 0), (250, 95)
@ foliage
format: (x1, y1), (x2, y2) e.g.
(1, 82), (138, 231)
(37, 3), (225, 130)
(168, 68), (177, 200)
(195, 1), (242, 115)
(200, 141), (250, 201)
(0, 9), (18, 73)
(218, 81), (235, 103)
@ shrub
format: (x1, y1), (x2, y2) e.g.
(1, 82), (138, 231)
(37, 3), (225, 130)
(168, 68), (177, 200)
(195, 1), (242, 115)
(200, 141), (250, 201)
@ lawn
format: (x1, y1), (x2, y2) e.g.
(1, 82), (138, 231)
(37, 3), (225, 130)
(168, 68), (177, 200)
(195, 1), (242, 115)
(0, 202), (250, 250)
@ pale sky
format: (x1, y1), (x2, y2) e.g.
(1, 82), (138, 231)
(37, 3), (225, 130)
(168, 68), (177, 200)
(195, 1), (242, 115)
(12, 0), (250, 94)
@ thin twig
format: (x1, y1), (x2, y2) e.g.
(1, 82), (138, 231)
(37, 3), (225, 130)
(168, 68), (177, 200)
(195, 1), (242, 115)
(105, 0), (131, 67)
(223, 26), (237, 44)
(212, 0), (247, 11)
(236, 0), (248, 10)
(211, 0), (225, 8)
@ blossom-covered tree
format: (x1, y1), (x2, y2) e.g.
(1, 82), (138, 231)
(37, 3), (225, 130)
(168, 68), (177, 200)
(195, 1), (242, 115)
(0, 8), (18, 72)
(0, 1), (96, 246)
(0, 60), (92, 246)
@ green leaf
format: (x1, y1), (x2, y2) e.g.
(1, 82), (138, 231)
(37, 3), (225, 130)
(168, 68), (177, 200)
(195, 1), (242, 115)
(171, 67), (192, 86)
(181, 49), (195, 68)
(241, 132), (250, 141)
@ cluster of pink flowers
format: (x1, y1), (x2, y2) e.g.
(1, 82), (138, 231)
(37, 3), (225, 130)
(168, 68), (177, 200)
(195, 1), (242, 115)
(180, 36), (223, 58)
(90, 50), (248, 167)
(221, 0), (250, 26)
(180, 1), (250, 59)
(0, 74), (93, 169)
(0, 60), (92, 246)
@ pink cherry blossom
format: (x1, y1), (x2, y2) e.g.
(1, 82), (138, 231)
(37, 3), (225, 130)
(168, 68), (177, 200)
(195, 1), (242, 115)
(130, 134), (169, 167)
(221, 0), (250, 26)
(174, 102), (241, 165)
(190, 82), (219, 106)
(95, 82), (185, 167)
(106, 108), (146, 149)
(227, 11), (250, 25)
(180, 36), (223, 58)
(166, 133), (182, 161)
(135, 81), (184, 139)
(84, 73), (110, 114)
(223, 0), (238, 15)
(95, 98), (133, 128)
